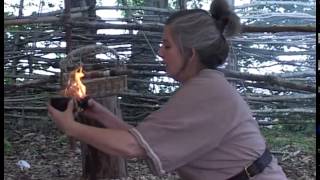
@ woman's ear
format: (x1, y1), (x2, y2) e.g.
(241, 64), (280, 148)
(190, 48), (199, 62)
(189, 48), (205, 69)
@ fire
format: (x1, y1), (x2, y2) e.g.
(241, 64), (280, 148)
(64, 66), (86, 99)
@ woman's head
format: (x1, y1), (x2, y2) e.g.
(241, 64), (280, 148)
(159, 0), (241, 78)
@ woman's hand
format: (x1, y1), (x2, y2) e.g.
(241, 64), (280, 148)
(81, 98), (109, 120)
(80, 98), (131, 130)
(47, 99), (78, 136)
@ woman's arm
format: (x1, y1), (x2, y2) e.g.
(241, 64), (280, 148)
(69, 122), (145, 158)
(48, 100), (146, 158)
(81, 98), (133, 130)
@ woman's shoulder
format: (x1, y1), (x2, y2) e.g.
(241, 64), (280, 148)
(180, 68), (233, 96)
(172, 68), (248, 108)
(190, 69), (227, 86)
(198, 68), (225, 77)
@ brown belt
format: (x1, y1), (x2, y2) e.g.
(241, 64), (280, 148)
(228, 149), (273, 180)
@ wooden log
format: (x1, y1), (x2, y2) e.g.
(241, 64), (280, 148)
(71, 21), (316, 33)
(61, 41), (128, 178)
(220, 69), (316, 93)
(4, 113), (48, 120)
(61, 70), (132, 82)
(4, 13), (83, 26)
(4, 5), (173, 20)
(241, 25), (315, 33)
(252, 108), (315, 114)
(77, 96), (128, 179)
(5, 15), (315, 33)
(236, 1), (314, 8)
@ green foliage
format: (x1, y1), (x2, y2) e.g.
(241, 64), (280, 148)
(4, 71), (15, 85)
(4, 78), (14, 85)
(48, 3), (54, 8)
(4, 138), (12, 154)
(281, 123), (315, 137)
(116, 0), (145, 17)
(261, 125), (315, 153)
(5, 23), (40, 32)
(116, 0), (144, 7)
(57, 135), (68, 145)
(4, 12), (14, 17)
(31, 11), (39, 16)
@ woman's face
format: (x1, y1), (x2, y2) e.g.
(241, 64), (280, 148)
(158, 26), (186, 81)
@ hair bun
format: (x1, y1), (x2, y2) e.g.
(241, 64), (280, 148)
(210, 0), (241, 37)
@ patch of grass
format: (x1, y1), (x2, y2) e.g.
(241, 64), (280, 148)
(261, 127), (315, 154)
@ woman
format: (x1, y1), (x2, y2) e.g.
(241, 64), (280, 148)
(48, 0), (288, 179)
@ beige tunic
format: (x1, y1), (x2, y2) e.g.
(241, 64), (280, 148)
(129, 69), (287, 180)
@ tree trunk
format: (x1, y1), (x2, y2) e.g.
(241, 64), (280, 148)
(129, 0), (168, 93)
(178, 0), (186, 10)
(11, 0), (25, 83)
(18, 0), (24, 17)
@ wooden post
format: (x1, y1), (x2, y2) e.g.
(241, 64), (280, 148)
(76, 76), (128, 179)
(78, 96), (127, 180)
(60, 45), (128, 179)
(64, 77), (128, 179)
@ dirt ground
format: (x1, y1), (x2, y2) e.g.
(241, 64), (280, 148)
(4, 127), (316, 180)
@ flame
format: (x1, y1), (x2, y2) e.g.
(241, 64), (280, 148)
(64, 66), (86, 99)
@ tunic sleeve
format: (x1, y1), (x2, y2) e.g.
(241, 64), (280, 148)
(129, 76), (244, 175)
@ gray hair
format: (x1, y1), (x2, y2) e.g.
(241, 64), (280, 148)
(165, 0), (241, 69)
